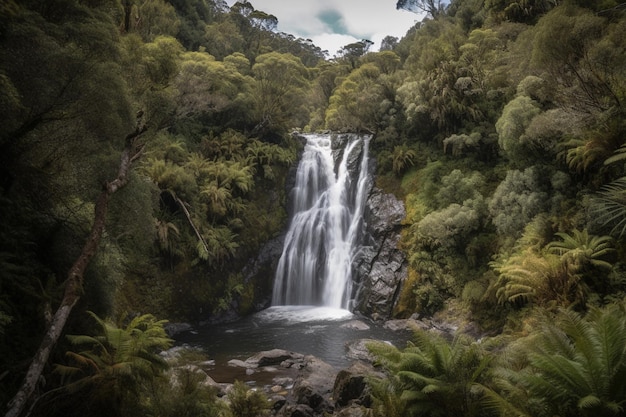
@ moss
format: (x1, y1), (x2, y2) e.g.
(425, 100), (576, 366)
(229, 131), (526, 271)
(393, 268), (421, 318)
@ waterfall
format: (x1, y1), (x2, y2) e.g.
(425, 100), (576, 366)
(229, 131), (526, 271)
(272, 133), (370, 310)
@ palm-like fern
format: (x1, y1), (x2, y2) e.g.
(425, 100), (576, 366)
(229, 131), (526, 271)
(368, 331), (495, 417)
(392, 145), (417, 176)
(490, 249), (581, 308)
(517, 304), (626, 416)
(55, 312), (172, 414)
(590, 176), (626, 238)
(547, 229), (614, 272)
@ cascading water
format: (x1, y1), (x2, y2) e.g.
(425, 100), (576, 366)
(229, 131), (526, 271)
(272, 133), (370, 310)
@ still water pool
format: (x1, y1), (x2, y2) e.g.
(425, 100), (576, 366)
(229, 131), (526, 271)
(175, 306), (412, 384)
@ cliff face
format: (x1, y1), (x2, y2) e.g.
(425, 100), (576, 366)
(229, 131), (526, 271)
(353, 186), (407, 319)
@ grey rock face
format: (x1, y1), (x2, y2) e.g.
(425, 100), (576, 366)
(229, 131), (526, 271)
(353, 187), (407, 319)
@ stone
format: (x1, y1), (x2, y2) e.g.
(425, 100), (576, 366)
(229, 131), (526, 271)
(333, 361), (382, 408)
(163, 322), (193, 337)
(345, 339), (378, 362)
(270, 394), (287, 412)
(340, 320), (371, 330)
(354, 187), (408, 319)
(383, 318), (427, 332)
(246, 348), (304, 367)
(291, 355), (336, 413)
(227, 359), (254, 369)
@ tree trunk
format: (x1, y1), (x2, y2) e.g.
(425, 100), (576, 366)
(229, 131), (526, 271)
(4, 124), (147, 417)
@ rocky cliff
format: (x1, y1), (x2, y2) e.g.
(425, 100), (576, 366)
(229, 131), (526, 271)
(353, 186), (407, 319)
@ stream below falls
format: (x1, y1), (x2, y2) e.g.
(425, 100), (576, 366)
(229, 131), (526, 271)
(175, 306), (411, 385)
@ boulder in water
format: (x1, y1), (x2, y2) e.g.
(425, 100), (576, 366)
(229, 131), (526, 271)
(340, 320), (370, 330)
(246, 348), (304, 367)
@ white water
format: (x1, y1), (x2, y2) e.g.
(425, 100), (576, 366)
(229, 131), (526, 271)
(272, 133), (370, 310)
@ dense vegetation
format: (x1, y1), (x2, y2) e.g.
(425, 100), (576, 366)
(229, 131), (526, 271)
(1, 0), (625, 416)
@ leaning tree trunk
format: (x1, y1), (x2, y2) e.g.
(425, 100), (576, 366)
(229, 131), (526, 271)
(4, 123), (147, 417)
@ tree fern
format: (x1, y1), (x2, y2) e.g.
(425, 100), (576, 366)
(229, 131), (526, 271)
(368, 331), (497, 417)
(55, 312), (172, 416)
(515, 304), (626, 416)
(547, 229), (614, 272)
(590, 176), (626, 238)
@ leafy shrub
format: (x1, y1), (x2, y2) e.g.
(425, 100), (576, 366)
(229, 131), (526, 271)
(227, 380), (270, 417)
(488, 166), (549, 239)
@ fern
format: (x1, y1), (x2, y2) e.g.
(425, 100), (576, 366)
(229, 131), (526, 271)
(513, 304), (626, 416)
(590, 176), (626, 238)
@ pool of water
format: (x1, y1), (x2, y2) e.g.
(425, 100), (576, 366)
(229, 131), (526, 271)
(175, 306), (412, 384)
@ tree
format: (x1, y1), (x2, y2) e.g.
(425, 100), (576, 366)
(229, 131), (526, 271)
(325, 63), (385, 133)
(131, 0), (180, 42)
(251, 52), (310, 134)
(5, 122), (148, 417)
(380, 35), (399, 51)
(397, 0), (447, 18)
(174, 50), (248, 119)
(488, 166), (550, 238)
(336, 39), (374, 68)
(496, 95), (541, 162)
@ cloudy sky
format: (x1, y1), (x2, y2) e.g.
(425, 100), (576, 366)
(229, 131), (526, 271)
(226, 0), (421, 57)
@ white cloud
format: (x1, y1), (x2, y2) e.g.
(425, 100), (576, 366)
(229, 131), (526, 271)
(225, 0), (420, 56)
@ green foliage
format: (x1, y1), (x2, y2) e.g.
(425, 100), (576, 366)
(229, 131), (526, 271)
(392, 145), (417, 176)
(590, 176), (626, 238)
(496, 95), (541, 162)
(52, 312), (172, 417)
(368, 331), (495, 417)
(417, 202), (483, 250)
(227, 380), (271, 417)
(326, 63), (386, 133)
(488, 166), (549, 238)
(500, 304), (626, 417)
(547, 229), (614, 273)
(3, 1), (626, 414)
(252, 52), (310, 133)
(145, 366), (226, 417)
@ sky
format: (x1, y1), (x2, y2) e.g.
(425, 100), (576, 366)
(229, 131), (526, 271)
(225, 0), (421, 57)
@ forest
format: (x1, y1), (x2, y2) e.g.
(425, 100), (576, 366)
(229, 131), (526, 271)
(1, 0), (625, 416)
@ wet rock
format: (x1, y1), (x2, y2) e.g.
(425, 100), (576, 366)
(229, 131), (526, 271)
(270, 394), (288, 412)
(292, 355), (336, 413)
(227, 359), (254, 369)
(333, 361), (381, 408)
(340, 320), (371, 330)
(345, 339), (378, 363)
(246, 349), (305, 367)
(273, 376), (295, 388)
(383, 318), (428, 332)
(355, 187), (407, 319)
(163, 322), (193, 337)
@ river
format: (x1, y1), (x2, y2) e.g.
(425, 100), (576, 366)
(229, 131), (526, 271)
(176, 306), (411, 384)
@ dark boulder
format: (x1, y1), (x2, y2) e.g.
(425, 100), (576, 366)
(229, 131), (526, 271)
(333, 361), (383, 408)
